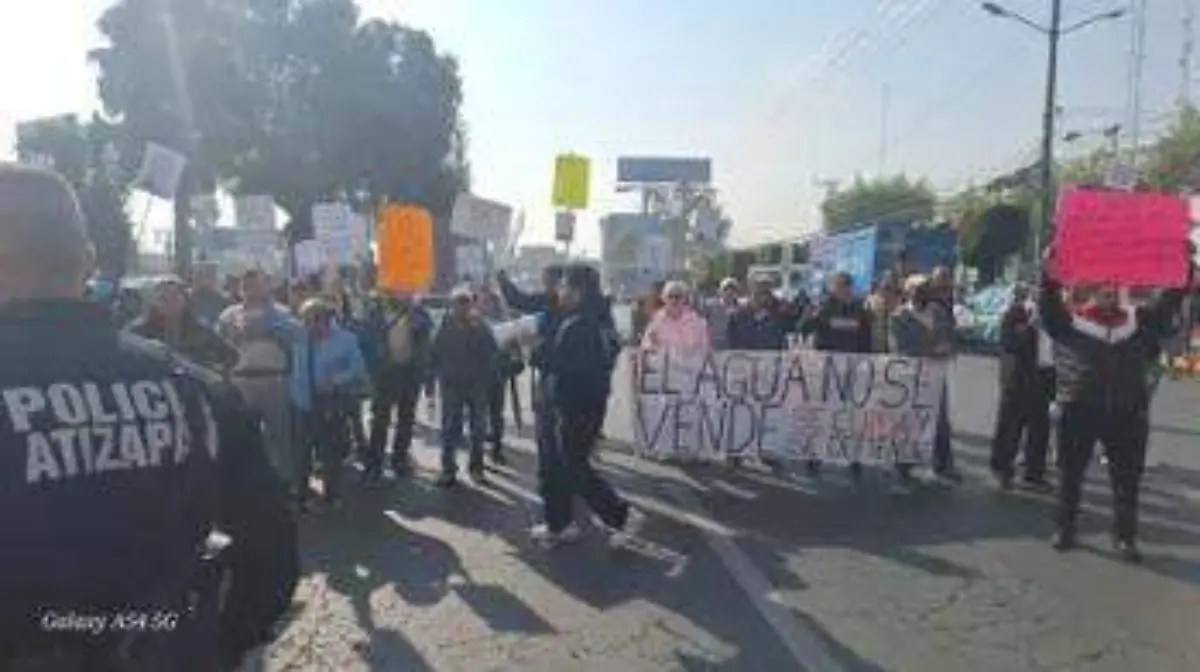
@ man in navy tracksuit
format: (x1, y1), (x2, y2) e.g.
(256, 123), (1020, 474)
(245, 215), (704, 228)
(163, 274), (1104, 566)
(531, 265), (633, 546)
(1039, 244), (1193, 561)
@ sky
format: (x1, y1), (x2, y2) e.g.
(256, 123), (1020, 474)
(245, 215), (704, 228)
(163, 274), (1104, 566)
(0, 0), (1191, 254)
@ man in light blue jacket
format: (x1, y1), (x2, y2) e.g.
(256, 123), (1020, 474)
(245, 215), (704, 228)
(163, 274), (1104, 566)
(291, 298), (370, 510)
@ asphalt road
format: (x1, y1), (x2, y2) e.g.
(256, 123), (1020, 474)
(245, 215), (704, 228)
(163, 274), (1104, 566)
(257, 353), (1200, 672)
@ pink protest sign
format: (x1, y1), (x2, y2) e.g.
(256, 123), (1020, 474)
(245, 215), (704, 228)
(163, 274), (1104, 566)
(1052, 188), (1190, 287)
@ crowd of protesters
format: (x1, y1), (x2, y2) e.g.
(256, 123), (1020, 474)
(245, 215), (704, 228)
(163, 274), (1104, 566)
(88, 236), (1195, 562)
(88, 260), (641, 551)
(627, 244), (1195, 562)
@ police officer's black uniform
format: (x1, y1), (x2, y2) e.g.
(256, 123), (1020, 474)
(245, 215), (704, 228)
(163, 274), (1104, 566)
(0, 299), (299, 670)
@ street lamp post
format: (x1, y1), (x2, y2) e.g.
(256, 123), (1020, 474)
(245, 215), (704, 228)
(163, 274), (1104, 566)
(981, 1), (1126, 263)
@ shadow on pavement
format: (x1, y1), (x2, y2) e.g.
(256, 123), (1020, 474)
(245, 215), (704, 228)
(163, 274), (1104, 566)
(600, 428), (1200, 591)
(292, 477), (555, 669)
(953, 429), (1200, 549)
(480, 447), (808, 669)
(292, 495), (437, 671)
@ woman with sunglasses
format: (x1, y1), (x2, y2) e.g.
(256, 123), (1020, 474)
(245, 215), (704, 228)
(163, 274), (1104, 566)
(640, 280), (711, 352)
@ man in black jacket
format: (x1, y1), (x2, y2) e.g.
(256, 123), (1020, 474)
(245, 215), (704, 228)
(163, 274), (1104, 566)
(1039, 243), (1193, 561)
(799, 272), (873, 354)
(0, 165), (297, 670)
(798, 272), (872, 477)
(989, 284), (1054, 490)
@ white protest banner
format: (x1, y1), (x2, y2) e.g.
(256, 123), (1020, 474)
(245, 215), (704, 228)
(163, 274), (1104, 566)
(451, 194), (512, 241)
(633, 349), (947, 464)
(312, 202), (349, 239)
(456, 244), (487, 279)
(234, 195), (276, 230)
(132, 142), (187, 200)
(313, 202), (360, 266)
(294, 239), (325, 277)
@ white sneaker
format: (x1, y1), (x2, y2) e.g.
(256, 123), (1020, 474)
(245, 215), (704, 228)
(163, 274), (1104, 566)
(530, 521), (583, 547)
(607, 507), (645, 548)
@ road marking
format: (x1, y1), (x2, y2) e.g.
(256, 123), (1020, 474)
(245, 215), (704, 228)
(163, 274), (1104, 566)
(659, 479), (846, 672)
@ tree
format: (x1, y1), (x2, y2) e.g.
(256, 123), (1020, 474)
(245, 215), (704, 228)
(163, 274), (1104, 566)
(91, 0), (470, 280)
(954, 193), (1030, 286)
(1141, 105), (1200, 192)
(15, 114), (135, 279)
(820, 174), (936, 234)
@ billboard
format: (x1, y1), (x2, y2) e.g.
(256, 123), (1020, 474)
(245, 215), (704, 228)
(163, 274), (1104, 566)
(617, 157), (712, 184)
(809, 227), (878, 296)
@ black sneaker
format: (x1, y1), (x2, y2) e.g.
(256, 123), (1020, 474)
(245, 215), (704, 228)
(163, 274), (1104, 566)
(1021, 475), (1053, 492)
(1052, 528), (1076, 552)
(1112, 536), (1143, 563)
(435, 472), (457, 488)
(469, 468), (488, 485)
(491, 446), (507, 466)
(805, 460), (821, 477)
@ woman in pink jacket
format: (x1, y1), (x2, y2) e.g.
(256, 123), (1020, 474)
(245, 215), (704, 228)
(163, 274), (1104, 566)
(641, 280), (712, 352)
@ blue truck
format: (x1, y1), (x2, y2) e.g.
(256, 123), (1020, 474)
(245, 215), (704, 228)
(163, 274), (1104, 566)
(808, 220), (958, 296)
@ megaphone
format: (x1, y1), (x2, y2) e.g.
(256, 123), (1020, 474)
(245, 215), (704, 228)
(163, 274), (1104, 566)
(491, 314), (542, 344)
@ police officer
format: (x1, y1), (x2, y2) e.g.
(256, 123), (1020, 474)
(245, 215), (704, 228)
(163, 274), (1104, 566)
(0, 165), (298, 670)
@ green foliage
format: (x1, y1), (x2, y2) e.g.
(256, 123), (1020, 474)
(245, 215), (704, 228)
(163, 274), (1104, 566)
(1059, 149), (1115, 187)
(1056, 106), (1200, 193)
(955, 197), (1030, 286)
(90, 0), (470, 263)
(15, 115), (135, 279)
(820, 174), (936, 234)
(1141, 105), (1200, 192)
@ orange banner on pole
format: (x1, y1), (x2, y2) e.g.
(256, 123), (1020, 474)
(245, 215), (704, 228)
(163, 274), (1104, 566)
(376, 204), (434, 293)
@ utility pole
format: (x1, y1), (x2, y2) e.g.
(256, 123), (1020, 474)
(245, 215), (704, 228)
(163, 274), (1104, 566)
(1034, 0), (1062, 263)
(1127, 0), (1148, 159)
(981, 0), (1128, 262)
(1182, 0), (1195, 108)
